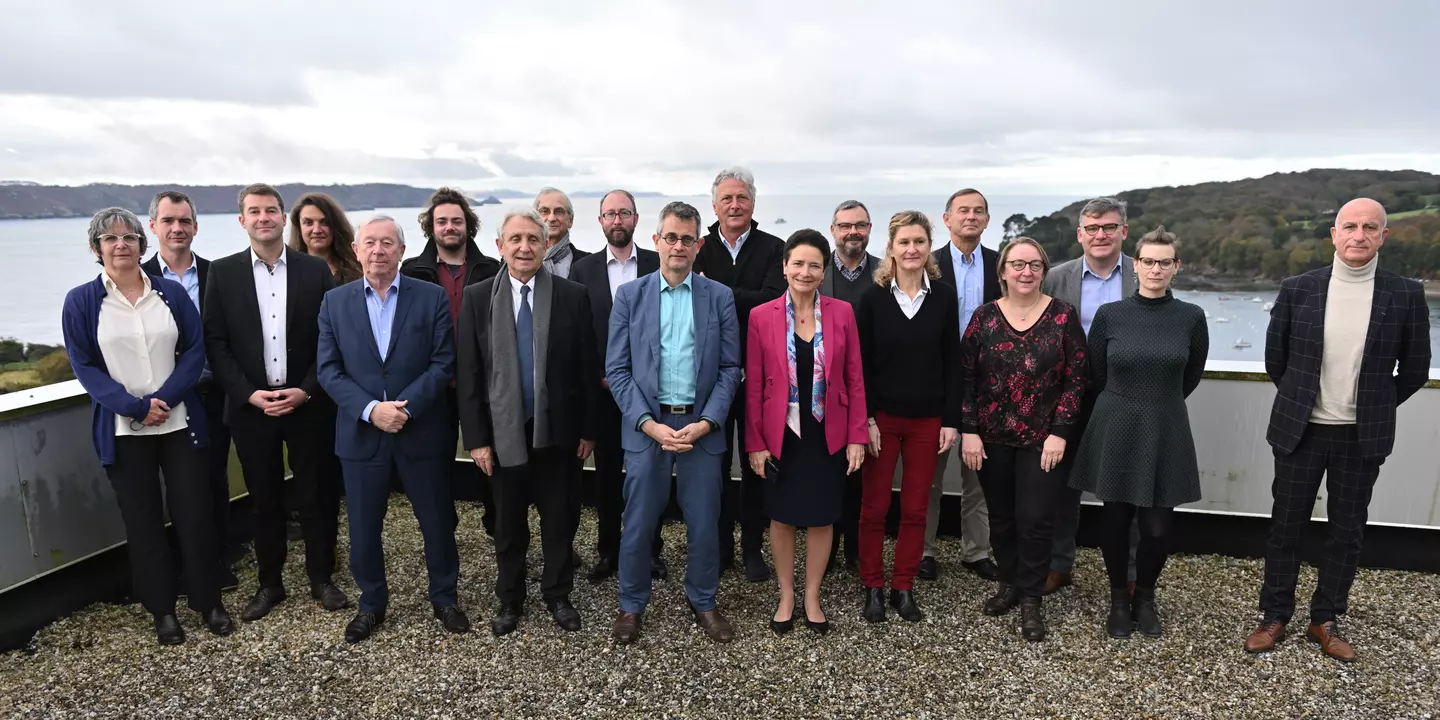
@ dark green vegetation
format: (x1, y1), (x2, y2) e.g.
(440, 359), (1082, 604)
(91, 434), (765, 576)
(1002, 169), (1440, 280)
(0, 338), (72, 394)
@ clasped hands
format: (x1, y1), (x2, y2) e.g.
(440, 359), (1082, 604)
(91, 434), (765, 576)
(641, 418), (709, 453)
(249, 388), (308, 417)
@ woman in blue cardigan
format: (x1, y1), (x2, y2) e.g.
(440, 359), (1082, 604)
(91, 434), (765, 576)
(61, 207), (234, 645)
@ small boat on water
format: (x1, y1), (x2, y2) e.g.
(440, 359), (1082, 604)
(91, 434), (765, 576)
(1262, 301), (1274, 311)
(1215, 317), (1231, 323)
(1251, 297), (1263, 303)
(1233, 340), (1252, 349)
(774, 218), (787, 225)
(1218, 295), (1231, 301)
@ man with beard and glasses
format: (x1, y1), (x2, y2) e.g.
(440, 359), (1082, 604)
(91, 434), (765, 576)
(401, 188), (503, 537)
(534, 187), (591, 280)
(570, 190), (669, 583)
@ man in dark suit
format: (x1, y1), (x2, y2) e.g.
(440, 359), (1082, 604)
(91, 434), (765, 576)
(694, 166), (786, 581)
(1244, 197), (1431, 662)
(203, 183), (346, 623)
(569, 189), (667, 583)
(141, 189), (238, 591)
(399, 187), (502, 536)
(317, 214), (468, 643)
(456, 207), (599, 636)
(919, 189), (1005, 584)
(534, 187), (591, 279)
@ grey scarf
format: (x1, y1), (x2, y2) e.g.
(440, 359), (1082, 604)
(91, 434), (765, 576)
(542, 236), (573, 275)
(487, 269), (554, 467)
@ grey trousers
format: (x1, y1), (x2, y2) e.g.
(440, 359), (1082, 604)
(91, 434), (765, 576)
(921, 446), (991, 563)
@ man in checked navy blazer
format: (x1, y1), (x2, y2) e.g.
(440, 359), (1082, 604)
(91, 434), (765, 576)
(606, 201), (741, 645)
(317, 214), (468, 644)
(1244, 198), (1431, 662)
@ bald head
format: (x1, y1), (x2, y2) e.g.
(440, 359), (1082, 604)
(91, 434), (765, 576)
(1331, 197), (1388, 268)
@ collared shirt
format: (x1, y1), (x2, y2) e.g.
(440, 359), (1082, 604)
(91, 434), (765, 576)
(1079, 255), (1123, 336)
(251, 249), (288, 387)
(97, 272), (189, 436)
(657, 272), (697, 405)
(360, 275), (401, 422)
(159, 253), (210, 381)
(720, 226), (752, 262)
(605, 244), (639, 298)
(890, 275), (932, 320)
(834, 252), (868, 283)
(949, 245), (985, 334)
(508, 272), (537, 322)
(437, 262), (467, 333)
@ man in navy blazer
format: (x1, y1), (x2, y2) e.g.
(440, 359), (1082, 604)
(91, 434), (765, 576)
(317, 215), (467, 644)
(606, 201), (741, 645)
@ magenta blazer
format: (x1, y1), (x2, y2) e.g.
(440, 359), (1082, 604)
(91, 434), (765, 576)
(745, 294), (868, 458)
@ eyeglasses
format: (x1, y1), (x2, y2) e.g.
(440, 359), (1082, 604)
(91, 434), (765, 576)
(1137, 258), (1177, 270)
(601, 210), (636, 221)
(1081, 223), (1122, 237)
(1006, 260), (1045, 273)
(99, 234), (143, 246)
(538, 207), (570, 218)
(834, 222), (872, 232)
(659, 233), (699, 247)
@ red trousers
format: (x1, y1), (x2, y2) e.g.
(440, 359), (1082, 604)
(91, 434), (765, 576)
(859, 412), (941, 591)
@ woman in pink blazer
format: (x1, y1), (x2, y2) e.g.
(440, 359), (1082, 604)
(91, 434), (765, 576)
(746, 230), (868, 636)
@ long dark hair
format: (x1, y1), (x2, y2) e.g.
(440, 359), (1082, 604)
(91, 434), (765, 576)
(288, 193), (361, 283)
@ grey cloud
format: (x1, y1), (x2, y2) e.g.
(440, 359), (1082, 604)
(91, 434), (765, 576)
(490, 152), (579, 177)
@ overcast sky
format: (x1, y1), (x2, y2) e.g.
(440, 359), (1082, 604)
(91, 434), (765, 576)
(1, 0), (1436, 196)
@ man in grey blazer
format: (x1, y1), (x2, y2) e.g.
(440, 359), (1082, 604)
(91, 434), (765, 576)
(1040, 196), (1137, 594)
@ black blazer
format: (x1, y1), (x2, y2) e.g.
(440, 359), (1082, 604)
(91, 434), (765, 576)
(203, 247), (336, 425)
(1264, 264), (1431, 460)
(455, 271), (600, 452)
(694, 220), (785, 361)
(933, 243), (1002, 305)
(141, 253), (211, 310)
(569, 246), (660, 385)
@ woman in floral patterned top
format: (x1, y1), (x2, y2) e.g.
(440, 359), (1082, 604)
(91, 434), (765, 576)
(959, 237), (1087, 642)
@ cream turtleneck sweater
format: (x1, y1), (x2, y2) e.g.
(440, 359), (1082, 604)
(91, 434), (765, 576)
(1310, 253), (1377, 424)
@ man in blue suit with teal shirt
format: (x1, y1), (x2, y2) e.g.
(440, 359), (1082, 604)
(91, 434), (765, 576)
(317, 214), (469, 644)
(606, 201), (741, 645)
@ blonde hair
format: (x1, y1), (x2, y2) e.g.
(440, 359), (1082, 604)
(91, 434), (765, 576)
(996, 236), (1050, 297)
(873, 210), (942, 287)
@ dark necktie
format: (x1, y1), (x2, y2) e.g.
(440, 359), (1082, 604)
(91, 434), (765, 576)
(517, 285), (535, 422)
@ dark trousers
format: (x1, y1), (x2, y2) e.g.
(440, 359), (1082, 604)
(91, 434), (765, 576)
(106, 431), (220, 616)
(594, 403), (663, 563)
(445, 386), (494, 535)
(196, 382), (234, 565)
(1100, 503), (1174, 590)
(1260, 423), (1381, 625)
(342, 442), (458, 614)
(492, 439), (580, 605)
(231, 402), (340, 589)
(978, 443), (1067, 599)
(718, 381), (767, 561)
(834, 469), (863, 563)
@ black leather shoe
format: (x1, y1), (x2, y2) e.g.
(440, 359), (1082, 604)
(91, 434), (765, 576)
(962, 558), (1002, 582)
(587, 557), (617, 584)
(770, 600), (795, 635)
(1132, 587), (1162, 637)
(889, 589), (923, 622)
(240, 586), (287, 622)
(547, 598), (582, 632)
(344, 610), (384, 643)
(154, 614), (185, 646)
(433, 604), (471, 634)
(1020, 597), (1046, 641)
(743, 552), (770, 582)
(917, 556), (938, 581)
(490, 603), (523, 637)
(983, 583), (1020, 616)
(804, 611), (830, 636)
(862, 587), (887, 623)
(311, 581), (350, 612)
(203, 606), (235, 636)
(1107, 587), (1134, 639)
(651, 557), (669, 581)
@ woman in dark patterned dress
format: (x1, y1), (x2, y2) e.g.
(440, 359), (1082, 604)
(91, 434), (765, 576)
(1069, 226), (1208, 638)
(959, 237), (1087, 641)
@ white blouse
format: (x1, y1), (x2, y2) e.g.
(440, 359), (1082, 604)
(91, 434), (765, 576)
(97, 272), (189, 436)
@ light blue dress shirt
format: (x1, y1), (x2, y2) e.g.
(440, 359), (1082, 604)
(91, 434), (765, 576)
(1079, 256), (1124, 337)
(949, 246), (984, 334)
(657, 272), (697, 405)
(360, 276), (401, 422)
(720, 227), (752, 263)
(160, 255), (209, 381)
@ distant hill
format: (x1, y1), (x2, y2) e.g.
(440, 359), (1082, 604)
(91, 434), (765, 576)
(1007, 169), (1440, 281)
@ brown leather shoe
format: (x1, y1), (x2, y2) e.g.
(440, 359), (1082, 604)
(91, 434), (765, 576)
(693, 608), (735, 643)
(612, 611), (641, 645)
(1042, 571), (1072, 596)
(1244, 621), (1286, 653)
(1306, 621), (1357, 663)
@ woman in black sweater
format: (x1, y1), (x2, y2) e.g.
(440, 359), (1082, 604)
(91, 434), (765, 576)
(854, 210), (963, 624)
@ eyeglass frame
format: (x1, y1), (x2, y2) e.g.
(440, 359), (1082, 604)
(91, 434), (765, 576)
(1005, 259), (1046, 273)
(99, 233), (144, 246)
(658, 233), (700, 247)
(1080, 223), (1123, 237)
(1136, 257), (1178, 270)
(834, 222), (872, 232)
(601, 210), (636, 221)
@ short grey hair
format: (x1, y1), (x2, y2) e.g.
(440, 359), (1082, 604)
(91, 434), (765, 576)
(356, 214), (406, 246)
(832, 199), (870, 224)
(533, 187), (573, 216)
(1079, 196), (1127, 223)
(498, 206), (550, 244)
(711, 166), (756, 201)
(148, 190), (197, 223)
(656, 201), (703, 237)
(88, 207), (147, 263)
(600, 188), (637, 212)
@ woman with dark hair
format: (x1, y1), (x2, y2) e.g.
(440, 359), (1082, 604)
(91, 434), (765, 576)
(854, 211), (962, 624)
(746, 229), (868, 635)
(960, 236), (1086, 641)
(61, 207), (234, 645)
(1069, 225), (1208, 638)
(289, 193), (362, 284)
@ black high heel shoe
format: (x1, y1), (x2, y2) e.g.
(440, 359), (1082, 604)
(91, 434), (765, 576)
(770, 601), (795, 635)
(804, 614), (830, 636)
